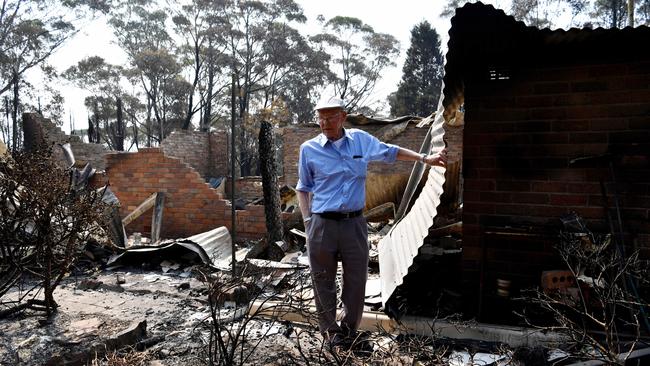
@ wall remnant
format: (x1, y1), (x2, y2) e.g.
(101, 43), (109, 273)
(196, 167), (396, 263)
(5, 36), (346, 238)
(443, 2), (650, 317)
(160, 129), (228, 180)
(104, 148), (269, 240)
(31, 113), (108, 170)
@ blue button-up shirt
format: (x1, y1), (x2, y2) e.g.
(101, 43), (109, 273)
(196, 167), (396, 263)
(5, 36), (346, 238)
(296, 128), (399, 213)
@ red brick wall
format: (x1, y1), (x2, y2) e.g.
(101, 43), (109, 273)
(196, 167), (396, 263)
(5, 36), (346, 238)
(160, 129), (228, 180)
(462, 60), (650, 297)
(104, 148), (267, 240)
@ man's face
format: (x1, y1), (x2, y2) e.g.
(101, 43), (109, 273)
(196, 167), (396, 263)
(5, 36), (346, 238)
(317, 108), (346, 141)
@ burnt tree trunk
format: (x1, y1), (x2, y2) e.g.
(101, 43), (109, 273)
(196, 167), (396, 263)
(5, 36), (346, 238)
(114, 97), (125, 151)
(92, 100), (101, 144)
(11, 70), (19, 152)
(258, 120), (283, 244)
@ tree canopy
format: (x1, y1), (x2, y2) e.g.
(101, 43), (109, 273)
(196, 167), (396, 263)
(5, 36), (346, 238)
(312, 16), (399, 112)
(389, 21), (444, 117)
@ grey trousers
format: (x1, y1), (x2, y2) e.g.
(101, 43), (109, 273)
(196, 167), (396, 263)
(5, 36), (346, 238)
(307, 213), (368, 335)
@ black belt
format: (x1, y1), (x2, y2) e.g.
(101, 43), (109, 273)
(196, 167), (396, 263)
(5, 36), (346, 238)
(315, 210), (363, 220)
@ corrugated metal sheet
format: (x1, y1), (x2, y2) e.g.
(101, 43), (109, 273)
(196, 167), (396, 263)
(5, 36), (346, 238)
(378, 102), (447, 306)
(108, 226), (232, 268)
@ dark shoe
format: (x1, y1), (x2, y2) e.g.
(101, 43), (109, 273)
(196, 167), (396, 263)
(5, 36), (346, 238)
(348, 331), (373, 356)
(328, 332), (351, 351)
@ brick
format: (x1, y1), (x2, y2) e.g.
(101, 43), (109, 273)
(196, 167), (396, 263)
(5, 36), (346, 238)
(480, 191), (511, 202)
(610, 131), (650, 143)
(569, 132), (608, 144)
(570, 80), (608, 93)
(479, 169), (498, 179)
(496, 181), (531, 192)
(511, 192), (549, 204)
(530, 133), (569, 144)
(552, 120), (590, 131)
(567, 183), (601, 194)
(464, 179), (496, 191)
(548, 169), (587, 182)
(549, 194), (588, 206)
(534, 82), (569, 94)
(515, 95), (561, 108)
(529, 108), (567, 120)
(529, 158), (568, 169)
(532, 181), (567, 192)
(464, 202), (496, 214)
(574, 206), (606, 219)
(629, 117), (650, 130)
(494, 204), (534, 215)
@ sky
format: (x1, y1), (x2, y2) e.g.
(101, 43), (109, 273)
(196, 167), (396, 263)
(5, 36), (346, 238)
(46, 0), (508, 133)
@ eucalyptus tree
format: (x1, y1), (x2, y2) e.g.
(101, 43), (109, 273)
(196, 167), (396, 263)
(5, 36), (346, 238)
(109, 0), (186, 145)
(591, 0), (629, 27)
(171, 0), (231, 131)
(311, 16), (399, 112)
(0, 0), (108, 151)
(63, 56), (137, 150)
(441, 0), (589, 28)
(218, 0), (329, 176)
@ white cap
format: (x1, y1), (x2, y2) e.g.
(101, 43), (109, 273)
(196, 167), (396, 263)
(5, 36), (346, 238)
(315, 96), (346, 111)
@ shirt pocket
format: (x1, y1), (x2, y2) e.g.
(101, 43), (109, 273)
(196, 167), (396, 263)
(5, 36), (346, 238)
(349, 158), (367, 178)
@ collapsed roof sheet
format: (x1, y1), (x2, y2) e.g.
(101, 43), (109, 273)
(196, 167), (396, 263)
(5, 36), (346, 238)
(378, 105), (447, 307)
(108, 227), (232, 268)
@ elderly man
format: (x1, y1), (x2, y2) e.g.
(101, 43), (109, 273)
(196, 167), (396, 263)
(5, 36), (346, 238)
(296, 97), (447, 344)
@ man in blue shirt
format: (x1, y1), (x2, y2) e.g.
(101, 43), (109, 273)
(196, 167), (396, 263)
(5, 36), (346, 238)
(296, 97), (447, 345)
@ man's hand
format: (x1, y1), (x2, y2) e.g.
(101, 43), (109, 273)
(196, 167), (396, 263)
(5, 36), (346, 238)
(423, 147), (448, 167)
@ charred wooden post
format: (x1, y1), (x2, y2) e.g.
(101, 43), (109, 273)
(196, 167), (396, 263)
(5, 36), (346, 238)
(150, 192), (165, 244)
(258, 120), (283, 245)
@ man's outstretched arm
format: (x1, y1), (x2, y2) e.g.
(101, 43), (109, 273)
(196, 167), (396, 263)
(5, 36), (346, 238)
(396, 147), (448, 167)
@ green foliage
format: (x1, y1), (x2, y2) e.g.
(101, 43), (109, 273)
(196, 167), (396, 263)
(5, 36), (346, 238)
(63, 57), (139, 150)
(389, 21), (443, 118)
(312, 15), (399, 112)
(108, 0), (185, 145)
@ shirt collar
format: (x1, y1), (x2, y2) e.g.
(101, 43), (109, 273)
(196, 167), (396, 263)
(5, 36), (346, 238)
(317, 128), (353, 147)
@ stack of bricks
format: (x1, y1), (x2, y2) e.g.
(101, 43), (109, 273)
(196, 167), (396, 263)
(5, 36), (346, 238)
(104, 148), (268, 240)
(462, 60), (650, 293)
(160, 129), (229, 180)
